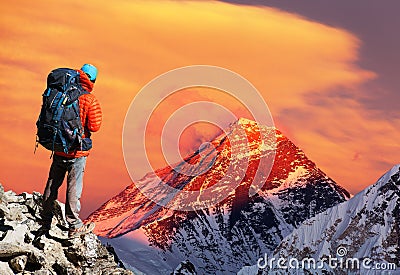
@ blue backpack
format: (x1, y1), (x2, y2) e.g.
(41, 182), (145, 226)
(35, 68), (89, 157)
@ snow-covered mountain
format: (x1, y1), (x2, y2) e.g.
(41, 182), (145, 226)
(86, 118), (350, 274)
(240, 164), (400, 275)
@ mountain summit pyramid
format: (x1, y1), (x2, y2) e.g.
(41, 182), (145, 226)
(86, 118), (350, 274)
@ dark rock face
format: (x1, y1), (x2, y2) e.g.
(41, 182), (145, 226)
(172, 260), (197, 275)
(0, 184), (133, 274)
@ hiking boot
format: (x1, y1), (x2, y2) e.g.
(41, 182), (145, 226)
(68, 222), (95, 238)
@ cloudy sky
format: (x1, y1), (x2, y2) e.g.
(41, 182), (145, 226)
(1, 1), (398, 217)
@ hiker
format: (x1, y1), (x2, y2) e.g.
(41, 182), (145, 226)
(40, 64), (102, 238)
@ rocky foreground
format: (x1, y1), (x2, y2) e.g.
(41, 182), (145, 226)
(0, 183), (133, 275)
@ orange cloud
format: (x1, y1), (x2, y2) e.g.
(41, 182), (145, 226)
(282, 94), (400, 194)
(0, 0), (385, 217)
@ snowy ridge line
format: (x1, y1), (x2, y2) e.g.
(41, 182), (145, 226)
(239, 164), (400, 274)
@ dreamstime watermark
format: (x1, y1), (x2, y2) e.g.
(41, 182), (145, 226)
(122, 65), (276, 211)
(257, 247), (397, 271)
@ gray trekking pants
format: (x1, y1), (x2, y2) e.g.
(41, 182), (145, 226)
(42, 155), (87, 229)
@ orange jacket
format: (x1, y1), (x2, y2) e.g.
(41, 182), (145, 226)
(55, 70), (102, 158)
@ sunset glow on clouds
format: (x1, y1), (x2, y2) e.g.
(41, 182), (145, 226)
(0, 0), (397, 217)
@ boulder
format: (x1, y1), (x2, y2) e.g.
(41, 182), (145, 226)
(0, 202), (9, 217)
(2, 223), (29, 245)
(4, 190), (21, 202)
(0, 261), (14, 275)
(0, 242), (30, 258)
(9, 254), (28, 272)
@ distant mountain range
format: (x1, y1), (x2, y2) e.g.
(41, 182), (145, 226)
(86, 118), (350, 274)
(239, 164), (400, 274)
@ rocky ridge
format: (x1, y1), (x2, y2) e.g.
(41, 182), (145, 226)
(0, 183), (133, 274)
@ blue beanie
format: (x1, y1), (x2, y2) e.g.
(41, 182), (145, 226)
(81, 64), (98, 82)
